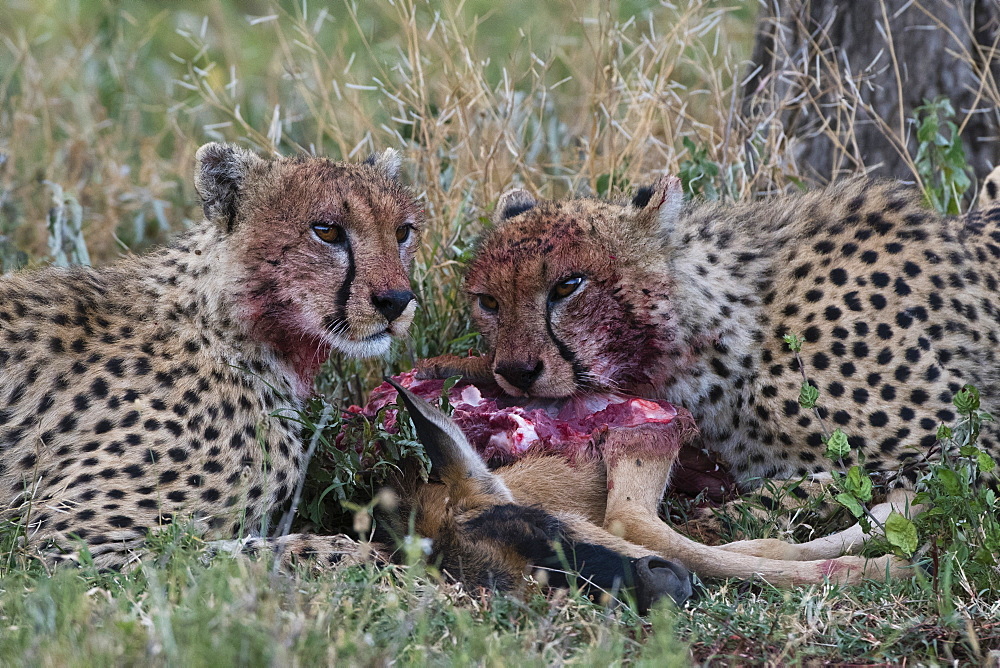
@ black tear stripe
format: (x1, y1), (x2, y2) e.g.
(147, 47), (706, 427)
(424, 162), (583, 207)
(545, 303), (591, 388)
(329, 242), (356, 333)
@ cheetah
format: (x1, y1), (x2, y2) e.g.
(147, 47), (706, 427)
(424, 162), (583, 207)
(0, 143), (425, 569)
(418, 166), (1000, 576)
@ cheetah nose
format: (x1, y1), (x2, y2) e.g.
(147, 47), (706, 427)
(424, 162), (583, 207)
(371, 289), (415, 323)
(495, 360), (544, 392)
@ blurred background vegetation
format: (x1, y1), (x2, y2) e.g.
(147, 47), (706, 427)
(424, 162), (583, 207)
(0, 0), (753, 262)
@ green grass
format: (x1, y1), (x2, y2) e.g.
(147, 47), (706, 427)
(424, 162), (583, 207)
(3, 0), (1000, 664)
(2, 523), (998, 665)
(0, 529), (690, 666)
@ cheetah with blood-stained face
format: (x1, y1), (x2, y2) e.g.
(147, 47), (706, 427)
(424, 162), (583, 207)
(425, 167), (1000, 514)
(0, 143), (422, 569)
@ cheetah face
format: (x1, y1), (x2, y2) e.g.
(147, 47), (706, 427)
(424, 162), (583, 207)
(465, 178), (683, 397)
(195, 144), (422, 360)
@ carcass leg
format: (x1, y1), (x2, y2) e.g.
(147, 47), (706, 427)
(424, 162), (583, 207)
(600, 428), (911, 586)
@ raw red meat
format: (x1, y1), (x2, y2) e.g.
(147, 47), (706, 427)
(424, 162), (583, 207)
(345, 369), (736, 503)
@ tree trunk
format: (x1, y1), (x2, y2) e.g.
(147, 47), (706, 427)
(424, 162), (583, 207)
(743, 0), (1000, 183)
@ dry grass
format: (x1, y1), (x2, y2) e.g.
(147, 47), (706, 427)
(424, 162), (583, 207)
(0, 1), (760, 257)
(5, 1), (995, 273)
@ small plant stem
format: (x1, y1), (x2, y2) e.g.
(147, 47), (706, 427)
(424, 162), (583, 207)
(791, 348), (830, 439)
(271, 402), (336, 574)
(790, 349), (886, 534)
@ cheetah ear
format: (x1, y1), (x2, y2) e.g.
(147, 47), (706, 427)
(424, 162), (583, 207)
(493, 188), (537, 225)
(979, 165), (1000, 210)
(363, 148), (402, 181)
(194, 142), (266, 232)
(632, 175), (684, 238)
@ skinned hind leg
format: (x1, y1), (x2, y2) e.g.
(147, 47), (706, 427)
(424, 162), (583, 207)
(598, 428), (911, 585)
(720, 488), (923, 560)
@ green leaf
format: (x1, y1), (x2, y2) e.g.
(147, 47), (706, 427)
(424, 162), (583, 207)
(885, 511), (918, 556)
(845, 465), (873, 502)
(916, 125), (933, 145)
(917, 116), (937, 143)
(825, 428), (851, 460)
(937, 468), (962, 496)
(595, 173), (612, 198)
(835, 493), (864, 518)
(783, 333), (802, 353)
(441, 374), (462, 396)
(974, 546), (997, 566)
(439, 375), (462, 413)
(912, 96), (971, 214)
(798, 382), (819, 409)
(678, 137), (721, 201)
(936, 424), (952, 440)
(953, 384), (981, 414)
(978, 451), (996, 473)
(959, 445), (980, 457)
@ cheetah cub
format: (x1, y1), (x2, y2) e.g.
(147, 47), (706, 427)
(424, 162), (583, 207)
(0, 143), (421, 569)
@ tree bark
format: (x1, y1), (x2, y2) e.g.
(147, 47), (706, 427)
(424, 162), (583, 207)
(743, 0), (1000, 183)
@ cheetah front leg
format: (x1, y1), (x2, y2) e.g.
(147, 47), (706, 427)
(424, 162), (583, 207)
(599, 428), (911, 585)
(207, 533), (388, 573)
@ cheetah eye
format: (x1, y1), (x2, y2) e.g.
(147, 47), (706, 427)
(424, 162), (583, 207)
(550, 276), (584, 301)
(478, 294), (499, 313)
(395, 224), (412, 244)
(312, 223), (345, 245)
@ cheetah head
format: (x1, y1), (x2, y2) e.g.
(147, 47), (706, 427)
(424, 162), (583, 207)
(465, 176), (684, 398)
(466, 177), (683, 397)
(194, 143), (422, 362)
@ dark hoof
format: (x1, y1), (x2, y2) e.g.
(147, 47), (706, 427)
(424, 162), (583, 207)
(634, 555), (692, 612)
